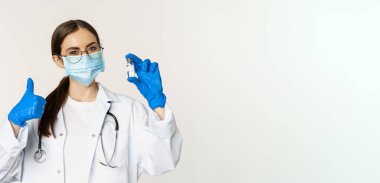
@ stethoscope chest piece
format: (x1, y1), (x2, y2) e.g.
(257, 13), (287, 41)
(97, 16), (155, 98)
(34, 149), (47, 163)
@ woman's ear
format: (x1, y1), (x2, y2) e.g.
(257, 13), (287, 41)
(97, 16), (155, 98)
(52, 55), (65, 68)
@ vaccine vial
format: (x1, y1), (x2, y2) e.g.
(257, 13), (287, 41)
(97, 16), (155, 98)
(125, 57), (137, 78)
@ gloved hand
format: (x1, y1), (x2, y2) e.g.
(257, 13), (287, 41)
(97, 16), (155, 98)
(125, 53), (166, 110)
(8, 78), (46, 127)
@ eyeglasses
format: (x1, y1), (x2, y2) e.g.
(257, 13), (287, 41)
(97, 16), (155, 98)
(59, 43), (104, 64)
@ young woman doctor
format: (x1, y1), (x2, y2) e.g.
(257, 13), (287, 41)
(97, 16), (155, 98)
(0, 20), (182, 183)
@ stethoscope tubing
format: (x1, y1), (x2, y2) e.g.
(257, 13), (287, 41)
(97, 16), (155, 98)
(34, 101), (119, 167)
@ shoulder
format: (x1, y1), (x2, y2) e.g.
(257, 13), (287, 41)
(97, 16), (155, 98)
(114, 92), (142, 106)
(114, 92), (146, 110)
(108, 92), (150, 126)
(100, 84), (144, 108)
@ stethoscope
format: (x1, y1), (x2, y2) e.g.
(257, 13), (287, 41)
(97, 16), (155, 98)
(34, 101), (119, 168)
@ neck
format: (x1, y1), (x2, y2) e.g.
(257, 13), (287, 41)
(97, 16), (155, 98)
(68, 78), (99, 102)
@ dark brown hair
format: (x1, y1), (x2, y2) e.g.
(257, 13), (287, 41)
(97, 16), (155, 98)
(39, 20), (101, 138)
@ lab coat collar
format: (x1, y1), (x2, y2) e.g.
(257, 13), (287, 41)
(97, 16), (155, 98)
(96, 82), (121, 103)
(56, 82), (120, 122)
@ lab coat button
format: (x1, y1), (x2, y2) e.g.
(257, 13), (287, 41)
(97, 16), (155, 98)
(59, 133), (64, 136)
(92, 134), (96, 138)
(57, 170), (61, 173)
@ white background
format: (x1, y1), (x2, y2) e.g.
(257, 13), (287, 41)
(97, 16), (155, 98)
(0, 0), (379, 182)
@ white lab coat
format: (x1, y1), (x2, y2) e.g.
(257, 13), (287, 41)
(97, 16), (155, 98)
(0, 82), (183, 183)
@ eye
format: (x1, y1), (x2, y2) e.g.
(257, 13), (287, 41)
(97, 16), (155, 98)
(88, 45), (100, 52)
(68, 50), (80, 56)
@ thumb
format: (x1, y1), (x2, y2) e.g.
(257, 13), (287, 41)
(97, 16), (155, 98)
(26, 78), (34, 94)
(127, 77), (141, 86)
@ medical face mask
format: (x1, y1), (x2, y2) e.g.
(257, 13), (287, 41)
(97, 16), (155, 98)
(63, 51), (105, 86)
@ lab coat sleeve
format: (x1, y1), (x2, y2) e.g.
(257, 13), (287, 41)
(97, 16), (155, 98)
(0, 117), (29, 182)
(131, 101), (183, 176)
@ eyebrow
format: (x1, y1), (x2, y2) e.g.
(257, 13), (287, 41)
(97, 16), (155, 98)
(65, 42), (98, 52)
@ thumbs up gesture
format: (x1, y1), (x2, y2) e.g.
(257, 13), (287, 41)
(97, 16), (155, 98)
(8, 78), (46, 127)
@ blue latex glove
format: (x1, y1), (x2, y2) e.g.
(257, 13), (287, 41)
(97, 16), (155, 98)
(8, 78), (46, 127)
(125, 53), (166, 110)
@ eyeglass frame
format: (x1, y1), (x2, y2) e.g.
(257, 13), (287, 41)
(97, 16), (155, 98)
(56, 43), (104, 64)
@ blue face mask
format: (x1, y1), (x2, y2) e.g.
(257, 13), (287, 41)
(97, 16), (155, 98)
(63, 51), (105, 86)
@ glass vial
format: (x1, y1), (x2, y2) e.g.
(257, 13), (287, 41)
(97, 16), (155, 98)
(126, 57), (137, 78)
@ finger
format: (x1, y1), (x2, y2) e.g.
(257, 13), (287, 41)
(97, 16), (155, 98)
(134, 62), (141, 72)
(26, 78), (34, 94)
(127, 77), (141, 86)
(35, 95), (46, 105)
(125, 53), (143, 66)
(150, 62), (158, 72)
(32, 105), (44, 119)
(141, 59), (151, 72)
